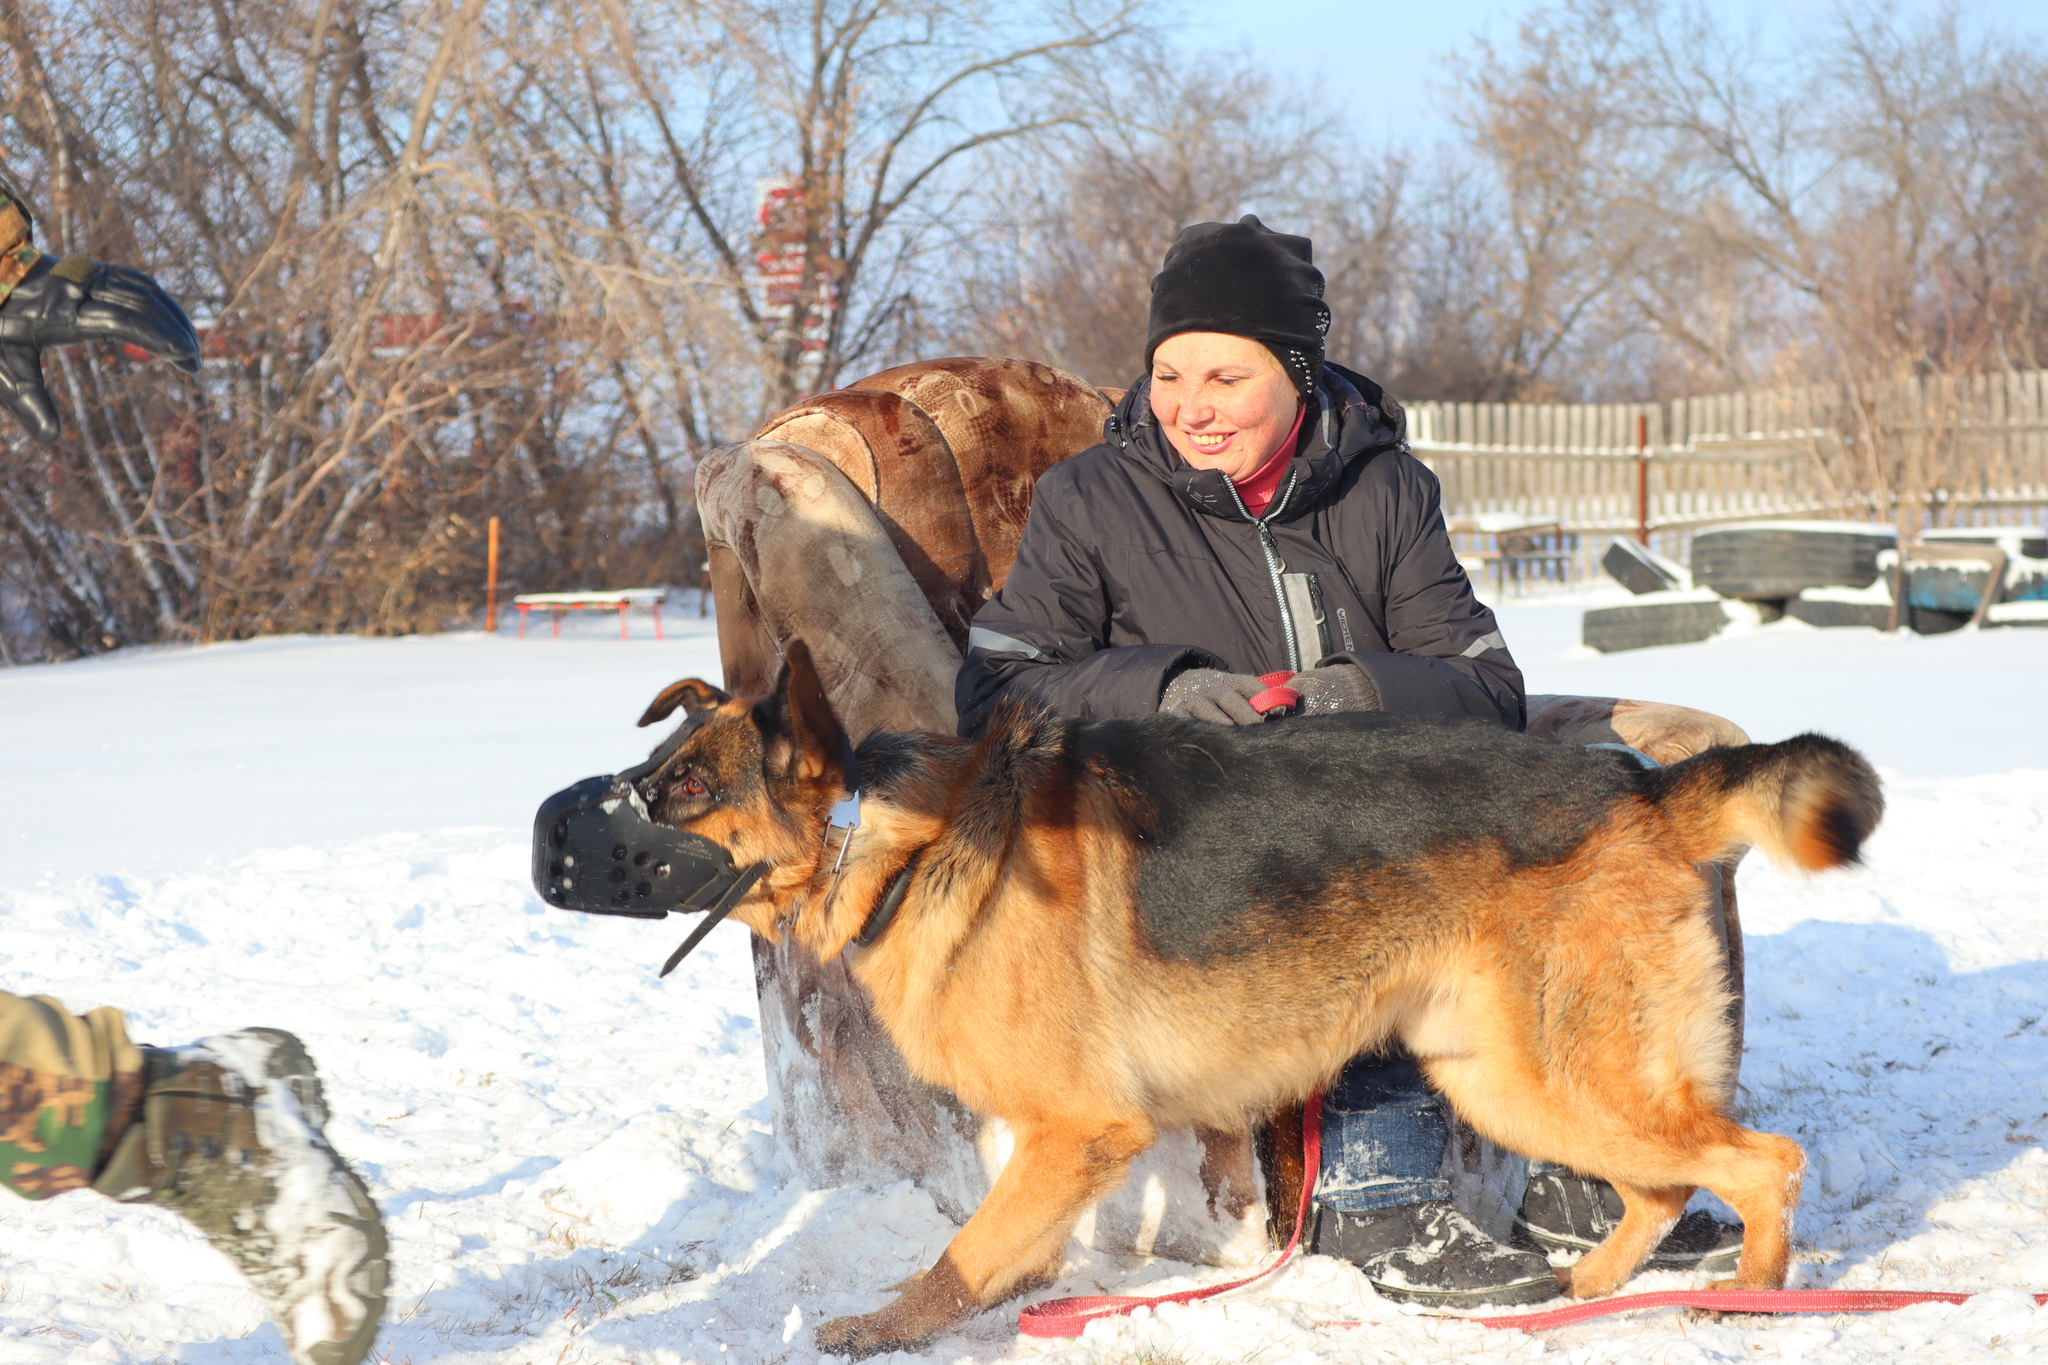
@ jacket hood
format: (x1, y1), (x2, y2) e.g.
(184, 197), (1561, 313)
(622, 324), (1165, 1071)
(1103, 361), (1407, 523)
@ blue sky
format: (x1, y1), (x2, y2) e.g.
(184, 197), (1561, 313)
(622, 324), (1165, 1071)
(1184, 0), (2048, 145)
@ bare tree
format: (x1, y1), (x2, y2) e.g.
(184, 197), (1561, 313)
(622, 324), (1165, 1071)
(941, 54), (1327, 386)
(591, 0), (1140, 408)
(1453, 0), (2048, 518)
(7, 0), (2046, 659)
(0, 0), (1149, 659)
(0, 0), (697, 654)
(945, 49), (1629, 401)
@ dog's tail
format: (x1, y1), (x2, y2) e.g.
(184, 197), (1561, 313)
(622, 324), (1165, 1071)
(1649, 733), (1884, 871)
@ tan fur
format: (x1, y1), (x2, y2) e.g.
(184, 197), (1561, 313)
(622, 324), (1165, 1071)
(633, 644), (1847, 1356)
(1654, 739), (1885, 872)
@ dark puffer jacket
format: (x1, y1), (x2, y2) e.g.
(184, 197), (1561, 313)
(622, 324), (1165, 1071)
(955, 363), (1524, 737)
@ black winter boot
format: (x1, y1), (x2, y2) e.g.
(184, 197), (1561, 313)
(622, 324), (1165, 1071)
(1314, 1200), (1561, 1308)
(1512, 1168), (1743, 1273)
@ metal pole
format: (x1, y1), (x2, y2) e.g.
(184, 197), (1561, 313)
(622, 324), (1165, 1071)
(1635, 413), (1650, 546)
(485, 516), (501, 632)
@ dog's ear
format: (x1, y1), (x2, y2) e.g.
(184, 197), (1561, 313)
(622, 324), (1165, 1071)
(637, 678), (732, 728)
(756, 639), (857, 791)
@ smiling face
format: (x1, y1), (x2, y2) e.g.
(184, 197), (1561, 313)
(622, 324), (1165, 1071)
(1147, 332), (1301, 481)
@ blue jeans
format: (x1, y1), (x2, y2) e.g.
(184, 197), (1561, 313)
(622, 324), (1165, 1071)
(1314, 1051), (1453, 1213)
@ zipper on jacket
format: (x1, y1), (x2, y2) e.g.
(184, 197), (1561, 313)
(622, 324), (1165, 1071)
(1225, 470), (1304, 672)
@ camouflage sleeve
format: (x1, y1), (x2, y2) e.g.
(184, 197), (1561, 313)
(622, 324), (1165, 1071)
(0, 193), (41, 307)
(0, 992), (144, 1199)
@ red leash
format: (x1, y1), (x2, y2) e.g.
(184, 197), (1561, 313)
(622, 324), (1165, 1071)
(1016, 1093), (2042, 1339)
(1015, 1088), (1325, 1338)
(1454, 1288), (2048, 1332)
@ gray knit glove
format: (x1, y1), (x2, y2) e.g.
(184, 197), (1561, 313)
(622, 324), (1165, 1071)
(1160, 668), (1267, 725)
(1289, 662), (1379, 714)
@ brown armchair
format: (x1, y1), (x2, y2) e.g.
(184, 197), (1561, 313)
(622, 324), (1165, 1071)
(697, 357), (1748, 1265)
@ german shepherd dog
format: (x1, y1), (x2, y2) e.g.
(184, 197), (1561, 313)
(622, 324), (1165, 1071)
(633, 641), (1882, 1356)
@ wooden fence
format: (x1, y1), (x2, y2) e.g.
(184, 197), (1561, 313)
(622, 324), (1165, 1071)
(1408, 371), (2048, 592)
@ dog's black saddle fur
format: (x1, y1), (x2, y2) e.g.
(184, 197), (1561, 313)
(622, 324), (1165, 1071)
(1078, 712), (1649, 962)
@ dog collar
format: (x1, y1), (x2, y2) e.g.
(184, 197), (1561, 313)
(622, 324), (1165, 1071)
(854, 851), (922, 948)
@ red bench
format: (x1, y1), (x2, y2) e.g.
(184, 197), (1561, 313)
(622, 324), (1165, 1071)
(513, 589), (667, 640)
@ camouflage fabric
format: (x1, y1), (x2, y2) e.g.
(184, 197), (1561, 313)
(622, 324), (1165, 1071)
(0, 992), (145, 1199)
(0, 198), (41, 307)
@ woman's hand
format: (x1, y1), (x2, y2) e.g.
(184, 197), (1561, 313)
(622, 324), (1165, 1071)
(1290, 662), (1379, 714)
(1160, 669), (1269, 725)
(0, 254), (201, 443)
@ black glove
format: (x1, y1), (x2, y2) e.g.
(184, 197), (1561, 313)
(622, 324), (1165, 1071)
(1160, 668), (1268, 725)
(1289, 662), (1379, 715)
(0, 254), (201, 443)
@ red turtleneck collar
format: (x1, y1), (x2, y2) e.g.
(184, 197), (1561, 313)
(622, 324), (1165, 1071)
(1232, 402), (1308, 517)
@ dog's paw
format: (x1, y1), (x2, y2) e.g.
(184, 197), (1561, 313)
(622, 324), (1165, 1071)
(815, 1311), (923, 1360)
(1563, 1262), (1630, 1300)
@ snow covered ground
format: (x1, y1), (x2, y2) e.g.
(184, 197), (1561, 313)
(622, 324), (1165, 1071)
(2, 602), (2046, 1365)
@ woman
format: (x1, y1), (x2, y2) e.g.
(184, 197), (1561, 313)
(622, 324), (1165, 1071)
(957, 218), (1518, 739)
(957, 216), (1736, 1307)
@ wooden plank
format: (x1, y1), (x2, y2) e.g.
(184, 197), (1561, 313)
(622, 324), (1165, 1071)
(2012, 376), (2023, 499)
(2034, 372), (2046, 495)
(2027, 373), (2040, 497)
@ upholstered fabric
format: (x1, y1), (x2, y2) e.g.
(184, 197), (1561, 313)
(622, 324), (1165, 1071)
(840, 357), (1115, 595)
(753, 390), (987, 648)
(744, 357), (1116, 653)
(1526, 694), (1751, 764)
(696, 439), (960, 735)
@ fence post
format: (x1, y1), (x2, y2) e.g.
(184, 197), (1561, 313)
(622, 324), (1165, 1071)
(1635, 413), (1650, 545)
(485, 515), (501, 633)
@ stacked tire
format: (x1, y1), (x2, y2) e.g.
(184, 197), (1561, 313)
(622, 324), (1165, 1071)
(1582, 598), (1731, 653)
(1690, 523), (1895, 606)
(1784, 598), (1893, 631)
(1600, 538), (1684, 595)
(1584, 522), (1897, 652)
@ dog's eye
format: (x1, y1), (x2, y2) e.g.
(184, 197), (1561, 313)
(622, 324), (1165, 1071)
(679, 775), (709, 798)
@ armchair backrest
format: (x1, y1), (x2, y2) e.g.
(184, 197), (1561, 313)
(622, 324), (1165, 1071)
(750, 357), (1119, 645)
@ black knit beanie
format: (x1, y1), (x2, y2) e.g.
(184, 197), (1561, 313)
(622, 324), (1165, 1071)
(1145, 215), (1329, 399)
